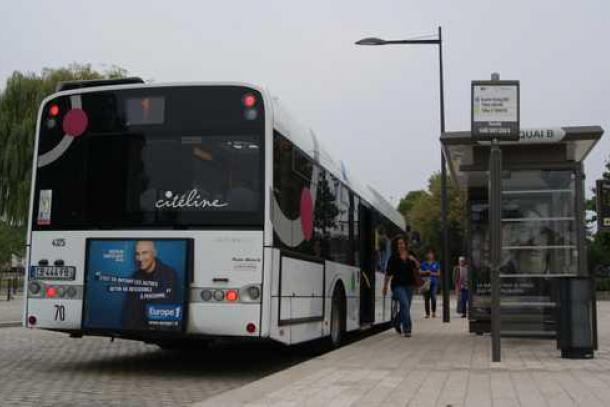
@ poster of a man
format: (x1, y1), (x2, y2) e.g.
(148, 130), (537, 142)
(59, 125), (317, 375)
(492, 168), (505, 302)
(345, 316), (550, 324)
(122, 240), (179, 330)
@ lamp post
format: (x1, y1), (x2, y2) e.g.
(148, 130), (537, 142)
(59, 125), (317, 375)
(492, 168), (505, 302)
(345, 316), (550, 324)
(356, 26), (450, 323)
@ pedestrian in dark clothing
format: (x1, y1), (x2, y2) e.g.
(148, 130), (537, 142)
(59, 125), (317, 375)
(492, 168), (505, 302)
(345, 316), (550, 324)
(453, 256), (469, 318)
(383, 235), (420, 337)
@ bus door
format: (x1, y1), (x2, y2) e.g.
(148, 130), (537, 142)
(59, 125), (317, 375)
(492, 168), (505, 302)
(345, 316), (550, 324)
(359, 205), (375, 325)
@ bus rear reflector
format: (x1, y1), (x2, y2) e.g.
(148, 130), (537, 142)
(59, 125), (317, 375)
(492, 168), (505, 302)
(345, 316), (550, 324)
(28, 315), (37, 326)
(246, 323), (256, 333)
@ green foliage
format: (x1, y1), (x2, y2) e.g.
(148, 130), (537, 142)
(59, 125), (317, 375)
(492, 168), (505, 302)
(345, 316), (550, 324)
(0, 64), (127, 225)
(586, 154), (610, 215)
(398, 173), (466, 261)
(589, 229), (610, 274)
(0, 222), (25, 268)
(587, 156), (610, 278)
(595, 277), (610, 292)
(397, 190), (426, 224)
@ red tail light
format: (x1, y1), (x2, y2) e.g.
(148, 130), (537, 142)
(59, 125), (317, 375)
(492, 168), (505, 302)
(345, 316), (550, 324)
(243, 94), (257, 107)
(246, 323), (256, 333)
(46, 286), (57, 298)
(226, 289), (238, 302)
(49, 104), (60, 117)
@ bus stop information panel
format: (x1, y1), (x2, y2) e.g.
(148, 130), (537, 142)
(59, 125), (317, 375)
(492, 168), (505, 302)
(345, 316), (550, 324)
(441, 126), (603, 337)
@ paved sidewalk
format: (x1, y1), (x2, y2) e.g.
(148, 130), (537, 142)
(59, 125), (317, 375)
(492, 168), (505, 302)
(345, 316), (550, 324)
(0, 295), (23, 326)
(196, 302), (610, 407)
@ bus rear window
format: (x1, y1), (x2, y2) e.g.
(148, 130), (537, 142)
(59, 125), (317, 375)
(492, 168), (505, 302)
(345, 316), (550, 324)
(33, 85), (265, 230)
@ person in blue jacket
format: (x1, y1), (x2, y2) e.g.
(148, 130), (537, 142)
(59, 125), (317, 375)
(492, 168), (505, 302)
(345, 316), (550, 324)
(420, 248), (440, 318)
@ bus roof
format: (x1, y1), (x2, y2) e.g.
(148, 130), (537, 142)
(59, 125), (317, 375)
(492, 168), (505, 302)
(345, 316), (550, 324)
(43, 81), (406, 231)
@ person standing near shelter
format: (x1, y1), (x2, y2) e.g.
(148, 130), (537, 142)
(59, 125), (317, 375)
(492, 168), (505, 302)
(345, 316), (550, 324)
(453, 256), (469, 318)
(420, 248), (440, 318)
(383, 235), (420, 337)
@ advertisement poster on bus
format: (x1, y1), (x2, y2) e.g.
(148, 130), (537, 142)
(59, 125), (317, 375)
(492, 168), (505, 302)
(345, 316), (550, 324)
(83, 239), (190, 332)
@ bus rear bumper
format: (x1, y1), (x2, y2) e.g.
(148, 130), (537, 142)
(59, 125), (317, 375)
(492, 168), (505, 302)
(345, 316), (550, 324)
(187, 303), (262, 337)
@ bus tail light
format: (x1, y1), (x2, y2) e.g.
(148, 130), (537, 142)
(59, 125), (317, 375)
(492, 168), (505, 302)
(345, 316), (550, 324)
(225, 289), (238, 302)
(246, 323), (256, 333)
(197, 286), (261, 303)
(49, 104), (60, 117)
(242, 94), (257, 107)
(46, 286), (58, 298)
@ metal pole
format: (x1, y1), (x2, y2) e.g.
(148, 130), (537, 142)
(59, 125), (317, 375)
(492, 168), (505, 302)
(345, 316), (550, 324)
(438, 26), (450, 323)
(489, 138), (502, 362)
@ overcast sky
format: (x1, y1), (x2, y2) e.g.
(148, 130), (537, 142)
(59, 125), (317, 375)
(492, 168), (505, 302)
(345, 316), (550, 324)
(1, 0), (608, 204)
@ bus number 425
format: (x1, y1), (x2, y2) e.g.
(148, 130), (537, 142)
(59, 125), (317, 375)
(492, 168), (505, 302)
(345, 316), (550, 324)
(54, 305), (66, 321)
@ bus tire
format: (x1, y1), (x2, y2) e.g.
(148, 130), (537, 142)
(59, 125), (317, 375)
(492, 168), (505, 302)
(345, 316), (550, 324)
(330, 283), (346, 348)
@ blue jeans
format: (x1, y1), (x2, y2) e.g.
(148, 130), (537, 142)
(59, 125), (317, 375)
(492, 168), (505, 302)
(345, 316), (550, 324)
(460, 288), (469, 316)
(393, 285), (413, 333)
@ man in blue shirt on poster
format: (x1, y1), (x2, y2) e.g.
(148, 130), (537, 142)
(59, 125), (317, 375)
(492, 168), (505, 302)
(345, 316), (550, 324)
(122, 240), (179, 330)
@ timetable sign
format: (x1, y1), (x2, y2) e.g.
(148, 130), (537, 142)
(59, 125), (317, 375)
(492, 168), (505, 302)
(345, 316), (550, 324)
(472, 80), (520, 141)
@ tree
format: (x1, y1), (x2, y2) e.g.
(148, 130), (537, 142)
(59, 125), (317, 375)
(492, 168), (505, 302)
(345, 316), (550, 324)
(397, 190), (427, 226)
(587, 155), (610, 277)
(0, 64), (127, 263)
(0, 64), (127, 226)
(0, 222), (25, 269)
(586, 155), (610, 216)
(398, 173), (466, 262)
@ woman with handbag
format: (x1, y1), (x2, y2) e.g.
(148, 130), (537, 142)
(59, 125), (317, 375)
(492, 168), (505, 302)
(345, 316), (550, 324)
(420, 248), (440, 318)
(383, 235), (421, 337)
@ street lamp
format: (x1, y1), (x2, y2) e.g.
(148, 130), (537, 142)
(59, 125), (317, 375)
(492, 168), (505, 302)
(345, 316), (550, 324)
(356, 27), (450, 323)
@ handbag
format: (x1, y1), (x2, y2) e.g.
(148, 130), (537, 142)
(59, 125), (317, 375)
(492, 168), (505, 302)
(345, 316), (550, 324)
(412, 263), (425, 288)
(419, 279), (431, 294)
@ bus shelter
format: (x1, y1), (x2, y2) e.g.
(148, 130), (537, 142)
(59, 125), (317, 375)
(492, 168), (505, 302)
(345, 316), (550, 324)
(441, 126), (603, 337)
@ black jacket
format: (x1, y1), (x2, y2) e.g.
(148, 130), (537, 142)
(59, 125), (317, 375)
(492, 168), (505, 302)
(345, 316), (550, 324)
(386, 255), (417, 289)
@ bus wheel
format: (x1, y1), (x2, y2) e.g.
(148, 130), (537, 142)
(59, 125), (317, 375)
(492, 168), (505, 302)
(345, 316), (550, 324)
(330, 284), (346, 348)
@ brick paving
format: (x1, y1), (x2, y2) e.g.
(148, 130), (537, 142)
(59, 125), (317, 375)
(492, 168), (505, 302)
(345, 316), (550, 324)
(0, 324), (322, 406)
(196, 301), (610, 407)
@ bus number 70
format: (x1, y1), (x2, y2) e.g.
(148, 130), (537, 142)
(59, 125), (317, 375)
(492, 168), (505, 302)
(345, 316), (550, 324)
(54, 305), (66, 322)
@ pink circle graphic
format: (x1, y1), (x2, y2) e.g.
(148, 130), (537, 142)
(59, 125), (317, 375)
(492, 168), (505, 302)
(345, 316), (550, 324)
(300, 188), (314, 241)
(62, 109), (88, 137)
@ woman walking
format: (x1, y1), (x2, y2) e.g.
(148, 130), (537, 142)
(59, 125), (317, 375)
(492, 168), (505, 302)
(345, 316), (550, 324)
(420, 248), (440, 318)
(383, 235), (420, 337)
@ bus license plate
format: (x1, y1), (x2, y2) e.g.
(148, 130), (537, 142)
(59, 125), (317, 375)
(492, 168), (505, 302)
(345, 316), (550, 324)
(31, 266), (76, 280)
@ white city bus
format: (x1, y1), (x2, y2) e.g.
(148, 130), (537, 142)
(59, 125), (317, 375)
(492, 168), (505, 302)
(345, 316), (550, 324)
(25, 79), (405, 348)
